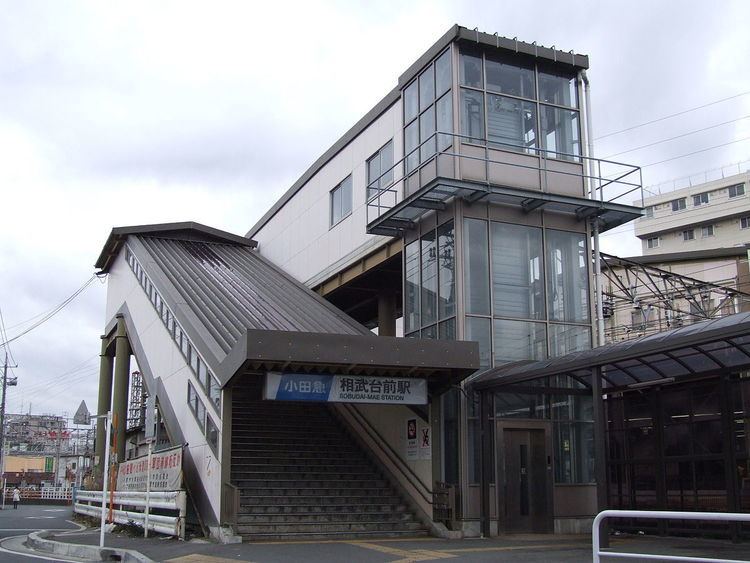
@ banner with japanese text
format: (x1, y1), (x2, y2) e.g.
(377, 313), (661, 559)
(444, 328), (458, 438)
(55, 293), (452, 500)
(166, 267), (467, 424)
(264, 373), (427, 405)
(116, 445), (183, 492)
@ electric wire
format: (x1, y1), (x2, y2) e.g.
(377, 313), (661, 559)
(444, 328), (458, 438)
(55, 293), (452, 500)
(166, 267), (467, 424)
(0, 275), (97, 347)
(595, 90), (750, 141)
(639, 136), (750, 169)
(601, 115), (750, 159)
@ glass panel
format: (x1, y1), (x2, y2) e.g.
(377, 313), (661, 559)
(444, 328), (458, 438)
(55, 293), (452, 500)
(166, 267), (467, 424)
(538, 71), (577, 107)
(546, 229), (589, 323)
(435, 49), (451, 96)
(460, 88), (484, 144)
(198, 360), (208, 388)
(340, 176), (352, 217)
(486, 56), (535, 99)
(404, 240), (421, 333)
(465, 316), (491, 368)
(493, 319), (547, 365)
(442, 388), (460, 484)
(463, 218), (490, 315)
(495, 391), (546, 418)
(419, 66), (434, 112)
(380, 140), (393, 187)
(421, 230), (438, 326)
(209, 375), (221, 410)
(459, 52), (482, 88)
(421, 324), (437, 339)
(551, 394), (593, 421)
(487, 94), (537, 152)
(206, 416), (219, 453)
(367, 152), (380, 199)
(330, 185), (342, 224)
(437, 221), (455, 319)
(491, 222), (544, 319)
(419, 107), (436, 162)
(404, 81), (418, 123)
(554, 421), (594, 484)
(438, 318), (455, 340)
(405, 120), (419, 174)
(541, 105), (580, 160)
(549, 324), (591, 356)
(436, 92), (453, 151)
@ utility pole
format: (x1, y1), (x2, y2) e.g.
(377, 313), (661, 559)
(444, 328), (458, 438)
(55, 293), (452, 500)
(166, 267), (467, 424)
(0, 352), (18, 509)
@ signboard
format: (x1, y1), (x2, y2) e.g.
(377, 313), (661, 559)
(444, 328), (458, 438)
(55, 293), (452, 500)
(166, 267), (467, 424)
(419, 426), (431, 460)
(116, 446), (182, 492)
(406, 418), (418, 460)
(264, 373), (427, 405)
(144, 394), (156, 441)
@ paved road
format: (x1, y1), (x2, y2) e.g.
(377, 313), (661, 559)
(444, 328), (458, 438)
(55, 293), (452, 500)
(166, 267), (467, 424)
(0, 504), (80, 562)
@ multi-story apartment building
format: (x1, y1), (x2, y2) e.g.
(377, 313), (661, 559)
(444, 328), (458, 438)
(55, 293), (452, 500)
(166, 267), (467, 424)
(95, 25), (644, 540)
(635, 171), (750, 255)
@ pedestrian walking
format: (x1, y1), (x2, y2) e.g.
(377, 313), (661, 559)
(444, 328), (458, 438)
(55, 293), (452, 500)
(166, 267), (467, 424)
(12, 487), (20, 509)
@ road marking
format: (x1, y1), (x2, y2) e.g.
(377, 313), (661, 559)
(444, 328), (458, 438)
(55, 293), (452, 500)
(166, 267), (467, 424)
(24, 516), (56, 519)
(351, 541), (456, 562)
(42, 509), (67, 512)
(166, 555), (255, 563)
(443, 542), (587, 553)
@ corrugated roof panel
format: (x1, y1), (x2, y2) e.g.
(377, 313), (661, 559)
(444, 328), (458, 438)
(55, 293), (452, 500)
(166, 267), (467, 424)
(136, 236), (370, 356)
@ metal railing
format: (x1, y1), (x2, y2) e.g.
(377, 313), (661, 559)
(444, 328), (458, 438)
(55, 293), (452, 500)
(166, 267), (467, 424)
(74, 489), (186, 538)
(366, 131), (643, 227)
(593, 510), (750, 563)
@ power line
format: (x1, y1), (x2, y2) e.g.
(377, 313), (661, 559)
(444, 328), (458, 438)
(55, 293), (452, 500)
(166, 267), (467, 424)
(601, 115), (750, 159)
(639, 136), (750, 170)
(0, 275), (97, 347)
(595, 90), (750, 141)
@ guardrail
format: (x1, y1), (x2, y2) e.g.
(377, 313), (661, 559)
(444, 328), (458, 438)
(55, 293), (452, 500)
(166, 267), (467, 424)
(593, 510), (750, 563)
(74, 490), (185, 538)
(3, 487), (73, 502)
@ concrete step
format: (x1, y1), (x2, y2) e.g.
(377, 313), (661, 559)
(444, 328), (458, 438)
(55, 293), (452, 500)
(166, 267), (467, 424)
(237, 520), (425, 535)
(239, 503), (408, 515)
(230, 442), (359, 452)
(239, 529), (429, 542)
(240, 494), (403, 506)
(231, 436), (350, 446)
(234, 478), (389, 489)
(238, 511), (415, 524)
(231, 470), (380, 481)
(237, 487), (395, 497)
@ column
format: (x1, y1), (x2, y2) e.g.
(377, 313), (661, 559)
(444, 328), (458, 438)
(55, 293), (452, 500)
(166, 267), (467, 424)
(377, 292), (397, 337)
(111, 314), (131, 463)
(95, 335), (113, 469)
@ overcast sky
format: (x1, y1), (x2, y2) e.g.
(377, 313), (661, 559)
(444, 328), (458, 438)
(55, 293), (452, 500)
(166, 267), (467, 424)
(1, 0), (748, 419)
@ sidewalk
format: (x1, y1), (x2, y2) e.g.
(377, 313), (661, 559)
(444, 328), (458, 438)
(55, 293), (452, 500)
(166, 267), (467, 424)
(14, 528), (750, 563)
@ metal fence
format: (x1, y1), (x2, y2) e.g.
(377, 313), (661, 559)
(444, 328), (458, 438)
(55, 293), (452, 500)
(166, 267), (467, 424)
(593, 510), (750, 563)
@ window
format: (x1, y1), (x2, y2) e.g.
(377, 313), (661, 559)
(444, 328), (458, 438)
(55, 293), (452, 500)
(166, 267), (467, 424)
(187, 382), (205, 432)
(701, 225), (714, 238)
(541, 105), (580, 160)
(693, 192), (709, 206)
(729, 183), (745, 198)
(460, 88), (484, 144)
(671, 198), (686, 212)
(644, 206), (654, 218)
(366, 141), (393, 199)
(491, 222), (544, 319)
(538, 70), (577, 108)
(742, 217), (750, 229)
(682, 229), (695, 241)
(206, 416), (219, 454)
(330, 175), (352, 226)
(487, 94), (537, 153)
(647, 237), (660, 249)
(546, 230), (589, 323)
(485, 55), (535, 99)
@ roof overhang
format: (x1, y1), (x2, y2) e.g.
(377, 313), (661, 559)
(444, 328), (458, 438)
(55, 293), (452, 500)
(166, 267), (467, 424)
(470, 312), (750, 394)
(95, 221), (257, 273)
(218, 329), (480, 395)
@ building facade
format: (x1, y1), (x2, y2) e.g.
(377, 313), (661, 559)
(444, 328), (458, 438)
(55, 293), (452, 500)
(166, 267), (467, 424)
(95, 25), (644, 540)
(635, 171), (750, 255)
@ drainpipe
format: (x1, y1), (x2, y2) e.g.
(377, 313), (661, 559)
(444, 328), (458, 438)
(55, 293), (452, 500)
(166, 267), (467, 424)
(581, 70), (605, 347)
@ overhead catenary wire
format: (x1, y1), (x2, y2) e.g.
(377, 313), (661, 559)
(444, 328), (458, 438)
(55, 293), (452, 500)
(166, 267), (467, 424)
(595, 90), (750, 141)
(0, 275), (97, 347)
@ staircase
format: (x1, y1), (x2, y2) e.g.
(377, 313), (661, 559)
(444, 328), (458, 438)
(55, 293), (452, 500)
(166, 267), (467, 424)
(231, 388), (429, 541)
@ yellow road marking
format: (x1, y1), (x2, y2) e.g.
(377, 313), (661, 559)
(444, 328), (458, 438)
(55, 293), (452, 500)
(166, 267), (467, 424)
(166, 556), (253, 563)
(351, 542), (456, 562)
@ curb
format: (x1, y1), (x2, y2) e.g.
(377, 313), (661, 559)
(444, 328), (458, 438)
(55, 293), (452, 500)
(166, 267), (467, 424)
(27, 530), (155, 562)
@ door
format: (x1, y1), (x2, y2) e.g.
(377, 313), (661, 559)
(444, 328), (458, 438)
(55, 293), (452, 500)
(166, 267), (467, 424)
(502, 428), (550, 532)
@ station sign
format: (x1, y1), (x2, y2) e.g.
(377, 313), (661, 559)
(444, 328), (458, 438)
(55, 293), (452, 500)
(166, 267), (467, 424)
(264, 372), (427, 405)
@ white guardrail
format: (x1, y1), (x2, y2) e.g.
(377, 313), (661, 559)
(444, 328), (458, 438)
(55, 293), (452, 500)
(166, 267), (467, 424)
(593, 510), (750, 563)
(74, 490), (186, 538)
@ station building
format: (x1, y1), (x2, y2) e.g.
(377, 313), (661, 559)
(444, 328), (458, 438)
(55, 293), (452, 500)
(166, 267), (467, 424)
(90, 25), (749, 541)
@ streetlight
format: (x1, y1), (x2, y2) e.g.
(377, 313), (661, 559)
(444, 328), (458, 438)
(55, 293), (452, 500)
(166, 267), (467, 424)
(90, 411), (112, 549)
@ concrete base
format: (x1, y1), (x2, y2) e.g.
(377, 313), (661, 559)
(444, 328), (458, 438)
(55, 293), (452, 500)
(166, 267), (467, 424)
(555, 517), (594, 535)
(210, 525), (242, 544)
(27, 530), (153, 562)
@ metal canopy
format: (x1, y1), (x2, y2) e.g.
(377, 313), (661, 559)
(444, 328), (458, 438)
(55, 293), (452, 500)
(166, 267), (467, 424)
(470, 312), (750, 393)
(367, 177), (643, 237)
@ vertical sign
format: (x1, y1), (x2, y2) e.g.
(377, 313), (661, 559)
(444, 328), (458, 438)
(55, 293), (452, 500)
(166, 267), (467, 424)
(419, 425), (431, 460)
(406, 418), (418, 461)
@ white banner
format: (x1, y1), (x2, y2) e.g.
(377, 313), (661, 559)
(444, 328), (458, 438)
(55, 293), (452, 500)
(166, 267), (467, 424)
(264, 373), (427, 405)
(116, 446), (182, 492)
